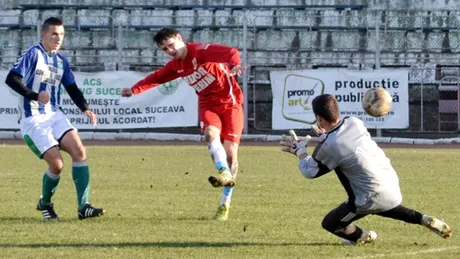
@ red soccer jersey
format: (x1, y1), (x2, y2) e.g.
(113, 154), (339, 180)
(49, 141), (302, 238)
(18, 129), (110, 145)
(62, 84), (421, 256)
(131, 43), (243, 108)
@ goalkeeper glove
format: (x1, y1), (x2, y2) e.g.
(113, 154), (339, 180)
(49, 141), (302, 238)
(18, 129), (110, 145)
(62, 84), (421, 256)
(280, 132), (311, 158)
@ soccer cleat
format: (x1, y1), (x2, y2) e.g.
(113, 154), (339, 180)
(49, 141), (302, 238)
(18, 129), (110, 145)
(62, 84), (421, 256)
(36, 199), (59, 220)
(341, 231), (377, 245)
(208, 168), (235, 188)
(214, 204), (229, 221)
(78, 204), (104, 220)
(422, 216), (453, 239)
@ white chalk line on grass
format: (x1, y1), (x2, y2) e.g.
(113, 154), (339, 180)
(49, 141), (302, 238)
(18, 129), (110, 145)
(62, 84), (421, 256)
(335, 246), (460, 259)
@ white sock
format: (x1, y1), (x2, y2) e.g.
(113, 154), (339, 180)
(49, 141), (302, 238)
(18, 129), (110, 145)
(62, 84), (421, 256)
(220, 186), (234, 206)
(46, 169), (60, 179)
(209, 138), (229, 171)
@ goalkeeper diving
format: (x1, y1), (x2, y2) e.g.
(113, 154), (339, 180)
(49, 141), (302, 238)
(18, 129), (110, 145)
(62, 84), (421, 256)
(280, 93), (452, 244)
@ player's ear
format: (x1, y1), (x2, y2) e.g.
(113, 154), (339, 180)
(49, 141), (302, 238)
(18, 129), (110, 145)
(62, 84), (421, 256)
(315, 115), (321, 123)
(176, 33), (183, 41)
(316, 115), (325, 128)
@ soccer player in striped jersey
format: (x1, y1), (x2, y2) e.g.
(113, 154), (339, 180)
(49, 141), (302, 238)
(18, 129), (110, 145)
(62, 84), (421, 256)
(121, 28), (244, 221)
(280, 94), (452, 244)
(4, 17), (104, 220)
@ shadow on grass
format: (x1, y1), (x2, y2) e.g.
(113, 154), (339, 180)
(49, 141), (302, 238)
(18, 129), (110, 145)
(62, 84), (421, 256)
(0, 217), (77, 223)
(0, 241), (342, 248)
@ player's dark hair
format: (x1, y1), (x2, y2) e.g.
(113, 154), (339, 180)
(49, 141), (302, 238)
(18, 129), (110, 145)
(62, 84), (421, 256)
(41, 17), (63, 32)
(312, 94), (340, 123)
(154, 27), (180, 45)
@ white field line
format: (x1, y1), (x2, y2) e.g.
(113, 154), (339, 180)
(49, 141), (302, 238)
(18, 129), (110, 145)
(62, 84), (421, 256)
(335, 246), (460, 259)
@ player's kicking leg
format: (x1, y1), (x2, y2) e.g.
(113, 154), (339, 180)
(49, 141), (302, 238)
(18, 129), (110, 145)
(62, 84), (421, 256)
(376, 205), (453, 239)
(206, 125), (235, 188)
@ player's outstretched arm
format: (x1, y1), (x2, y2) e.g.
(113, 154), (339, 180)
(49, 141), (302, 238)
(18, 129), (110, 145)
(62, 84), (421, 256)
(122, 64), (179, 97)
(280, 130), (332, 179)
(121, 87), (134, 97)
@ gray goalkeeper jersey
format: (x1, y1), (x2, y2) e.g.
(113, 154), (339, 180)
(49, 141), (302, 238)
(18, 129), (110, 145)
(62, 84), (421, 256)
(299, 116), (402, 213)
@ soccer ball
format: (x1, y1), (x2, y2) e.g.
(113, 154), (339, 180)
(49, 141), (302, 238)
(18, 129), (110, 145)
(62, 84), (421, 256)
(362, 87), (392, 117)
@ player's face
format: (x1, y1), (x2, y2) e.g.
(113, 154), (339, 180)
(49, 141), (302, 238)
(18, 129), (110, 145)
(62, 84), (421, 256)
(41, 25), (65, 53)
(158, 34), (187, 60)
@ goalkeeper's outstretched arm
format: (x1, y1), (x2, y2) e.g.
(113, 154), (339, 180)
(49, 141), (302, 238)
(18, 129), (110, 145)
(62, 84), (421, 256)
(280, 129), (331, 179)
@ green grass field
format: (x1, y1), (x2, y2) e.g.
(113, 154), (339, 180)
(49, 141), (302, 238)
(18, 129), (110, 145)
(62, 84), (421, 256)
(0, 143), (458, 259)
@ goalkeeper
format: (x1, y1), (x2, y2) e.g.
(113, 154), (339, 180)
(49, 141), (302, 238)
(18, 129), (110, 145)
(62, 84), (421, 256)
(280, 94), (452, 244)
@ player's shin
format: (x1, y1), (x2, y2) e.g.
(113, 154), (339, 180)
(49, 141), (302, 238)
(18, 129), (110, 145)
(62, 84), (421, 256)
(220, 186), (234, 207)
(209, 138), (229, 171)
(229, 160), (238, 178)
(41, 169), (60, 205)
(330, 223), (364, 241)
(208, 138), (234, 187)
(72, 162), (90, 210)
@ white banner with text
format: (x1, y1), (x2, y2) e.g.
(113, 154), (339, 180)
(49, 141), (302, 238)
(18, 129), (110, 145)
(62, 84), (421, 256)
(0, 71), (198, 129)
(270, 69), (409, 129)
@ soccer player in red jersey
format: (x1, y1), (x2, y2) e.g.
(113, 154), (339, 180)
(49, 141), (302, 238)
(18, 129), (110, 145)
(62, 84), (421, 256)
(121, 27), (244, 221)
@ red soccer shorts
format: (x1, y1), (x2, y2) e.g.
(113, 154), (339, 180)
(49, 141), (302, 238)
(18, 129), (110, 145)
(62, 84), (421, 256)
(199, 104), (244, 144)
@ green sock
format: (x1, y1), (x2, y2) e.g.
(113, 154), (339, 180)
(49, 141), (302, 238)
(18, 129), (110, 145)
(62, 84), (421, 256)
(72, 162), (90, 210)
(41, 170), (60, 205)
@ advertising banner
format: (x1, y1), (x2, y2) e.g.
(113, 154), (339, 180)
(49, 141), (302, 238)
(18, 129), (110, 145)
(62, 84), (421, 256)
(270, 69), (408, 129)
(0, 71), (198, 129)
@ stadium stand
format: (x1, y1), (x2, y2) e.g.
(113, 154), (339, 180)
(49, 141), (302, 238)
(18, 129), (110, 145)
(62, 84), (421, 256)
(1, 2), (459, 69)
(1, 0), (460, 133)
